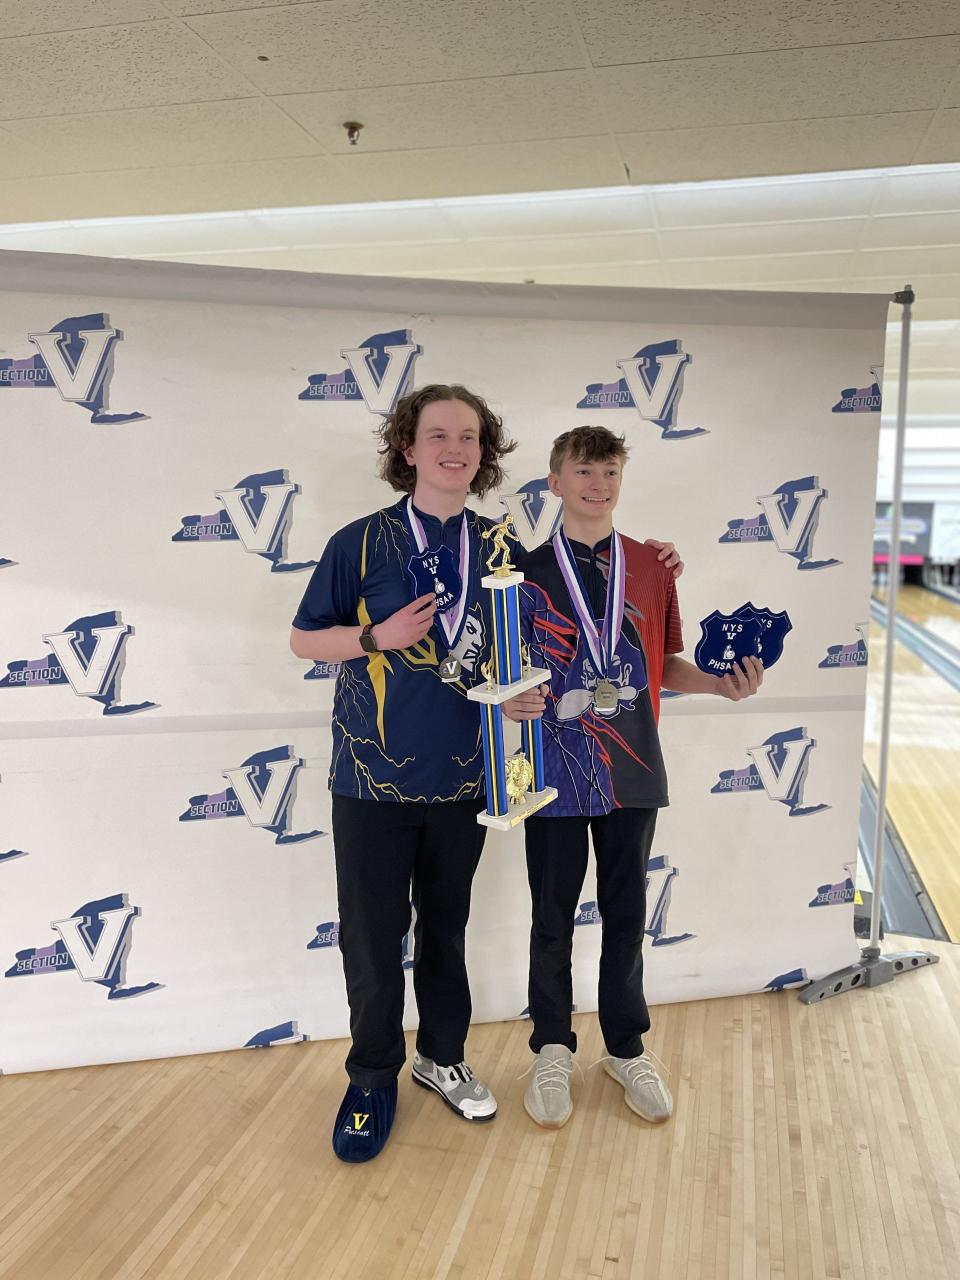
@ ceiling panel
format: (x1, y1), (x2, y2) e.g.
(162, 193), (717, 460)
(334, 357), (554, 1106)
(594, 39), (960, 133)
(667, 252), (855, 286)
(653, 174), (881, 227)
(659, 218), (867, 259)
(917, 110), (960, 163)
(617, 113), (934, 185)
(863, 211), (960, 249)
(331, 136), (626, 203)
(0, 100), (322, 179)
(0, 0), (168, 38)
(185, 0), (583, 95)
(874, 169), (960, 214)
(439, 190), (656, 239)
(0, 155), (358, 223)
(278, 71), (605, 152)
(573, 0), (960, 64)
(0, 22), (252, 120)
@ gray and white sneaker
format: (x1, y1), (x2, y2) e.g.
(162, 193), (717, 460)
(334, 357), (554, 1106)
(523, 1044), (575, 1129)
(603, 1052), (672, 1123)
(412, 1053), (497, 1121)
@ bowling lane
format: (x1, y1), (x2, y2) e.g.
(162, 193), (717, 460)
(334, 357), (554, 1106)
(874, 583), (960, 651)
(863, 619), (960, 942)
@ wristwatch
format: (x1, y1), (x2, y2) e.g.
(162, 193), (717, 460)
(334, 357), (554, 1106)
(359, 622), (379, 654)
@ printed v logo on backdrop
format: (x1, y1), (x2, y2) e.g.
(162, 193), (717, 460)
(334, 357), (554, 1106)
(27, 326), (117, 404)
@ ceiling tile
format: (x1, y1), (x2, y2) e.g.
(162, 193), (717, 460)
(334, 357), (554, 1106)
(659, 218), (867, 259)
(186, 0), (584, 94)
(0, 100), (323, 178)
(439, 190), (655, 239)
(466, 230), (660, 269)
(874, 169), (960, 215)
(856, 246), (960, 276)
(594, 39), (960, 132)
(653, 174), (881, 227)
(572, 0), (960, 64)
(251, 204), (455, 247)
(863, 211), (960, 250)
(916, 110), (960, 164)
(668, 252), (853, 286)
(165, 0), (315, 12)
(335, 136), (627, 202)
(278, 70), (605, 152)
(617, 113), (934, 184)
(0, 155), (362, 222)
(0, 0), (167, 37)
(0, 22), (253, 120)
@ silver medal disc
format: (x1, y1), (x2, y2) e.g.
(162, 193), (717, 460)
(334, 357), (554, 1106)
(440, 657), (462, 683)
(594, 679), (619, 711)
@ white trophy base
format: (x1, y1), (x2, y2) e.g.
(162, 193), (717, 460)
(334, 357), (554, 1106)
(477, 786), (558, 830)
(466, 666), (550, 706)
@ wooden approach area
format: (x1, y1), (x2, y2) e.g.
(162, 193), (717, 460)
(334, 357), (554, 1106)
(865, 585), (960, 941)
(1, 934), (958, 1280)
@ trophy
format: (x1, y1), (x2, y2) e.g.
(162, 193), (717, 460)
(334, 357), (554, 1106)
(467, 517), (558, 829)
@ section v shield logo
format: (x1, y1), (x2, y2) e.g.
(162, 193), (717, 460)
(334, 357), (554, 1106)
(172, 469), (317, 573)
(245, 1021), (309, 1047)
(832, 366), (882, 413)
(572, 856), (694, 946)
(180, 745), (324, 845)
(0, 313), (146, 424)
(576, 339), (706, 440)
(499, 477), (563, 552)
(819, 625), (868, 669)
(0, 611), (156, 716)
(4, 893), (161, 1000)
(299, 329), (422, 413)
(695, 603), (792, 675)
(711, 726), (830, 817)
(718, 475), (841, 571)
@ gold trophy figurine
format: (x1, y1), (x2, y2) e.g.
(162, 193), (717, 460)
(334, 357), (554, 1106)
(481, 515), (521, 577)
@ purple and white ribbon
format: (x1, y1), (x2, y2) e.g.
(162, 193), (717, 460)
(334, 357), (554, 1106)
(552, 528), (626, 677)
(405, 497), (472, 649)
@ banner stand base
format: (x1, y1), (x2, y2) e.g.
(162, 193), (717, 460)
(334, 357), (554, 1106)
(798, 947), (939, 1004)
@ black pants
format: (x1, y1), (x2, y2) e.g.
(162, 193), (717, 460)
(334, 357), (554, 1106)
(331, 794), (486, 1089)
(525, 807), (658, 1058)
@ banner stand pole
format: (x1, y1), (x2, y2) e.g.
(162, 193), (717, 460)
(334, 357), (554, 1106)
(799, 284), (939, 1005)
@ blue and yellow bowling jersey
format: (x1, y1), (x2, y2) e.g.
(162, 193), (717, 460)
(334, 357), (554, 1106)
(293, 499), (499, 803)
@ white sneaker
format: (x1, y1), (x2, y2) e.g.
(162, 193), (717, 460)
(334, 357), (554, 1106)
(412, 1054), (497, 1121)
(603, 1052), (672, 1123)
(523, 1044), (575, 1129)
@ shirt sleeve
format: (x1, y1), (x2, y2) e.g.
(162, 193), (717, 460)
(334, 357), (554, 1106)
(291, 533), (361, 631)
(664, 576), (684, 655)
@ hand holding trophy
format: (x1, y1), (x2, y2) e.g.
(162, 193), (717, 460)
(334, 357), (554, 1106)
(468, 516), (558, 829)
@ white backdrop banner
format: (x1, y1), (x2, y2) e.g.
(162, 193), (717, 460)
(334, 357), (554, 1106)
(0, 250), (887, 1074)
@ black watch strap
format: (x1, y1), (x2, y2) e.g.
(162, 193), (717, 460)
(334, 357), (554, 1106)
(359, 622), (379, 653)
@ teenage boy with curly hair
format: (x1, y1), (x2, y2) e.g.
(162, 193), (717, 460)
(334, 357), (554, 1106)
(291, 392), (683, 1162)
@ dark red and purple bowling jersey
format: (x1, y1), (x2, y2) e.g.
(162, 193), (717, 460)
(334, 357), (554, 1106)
(518, 533), (683, 817)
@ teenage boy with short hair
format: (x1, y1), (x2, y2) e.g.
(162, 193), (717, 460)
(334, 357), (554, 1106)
(505, 426), (762, 1129)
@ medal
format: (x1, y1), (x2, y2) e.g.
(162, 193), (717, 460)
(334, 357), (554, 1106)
(404, 498), (472, 650)
(439, 657), (462, 683)
(594, 679), (619, 711)
(552, 527), (626, 712)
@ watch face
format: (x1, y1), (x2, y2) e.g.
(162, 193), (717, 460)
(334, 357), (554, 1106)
(360, 631), (376, 653)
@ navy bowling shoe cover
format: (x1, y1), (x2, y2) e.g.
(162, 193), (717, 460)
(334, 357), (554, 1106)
(332, 1080), (397, 1163)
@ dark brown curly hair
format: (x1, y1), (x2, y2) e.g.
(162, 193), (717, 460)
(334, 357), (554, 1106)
(376, 384), (517, 498)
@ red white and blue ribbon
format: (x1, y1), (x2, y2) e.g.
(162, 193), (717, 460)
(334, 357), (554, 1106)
(405, 497), (472, 649)
(551, 528), (625, 677)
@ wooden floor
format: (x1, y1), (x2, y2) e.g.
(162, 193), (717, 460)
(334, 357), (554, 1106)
(1, 935), (958, 1280)
(865, 586), (960, 942)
